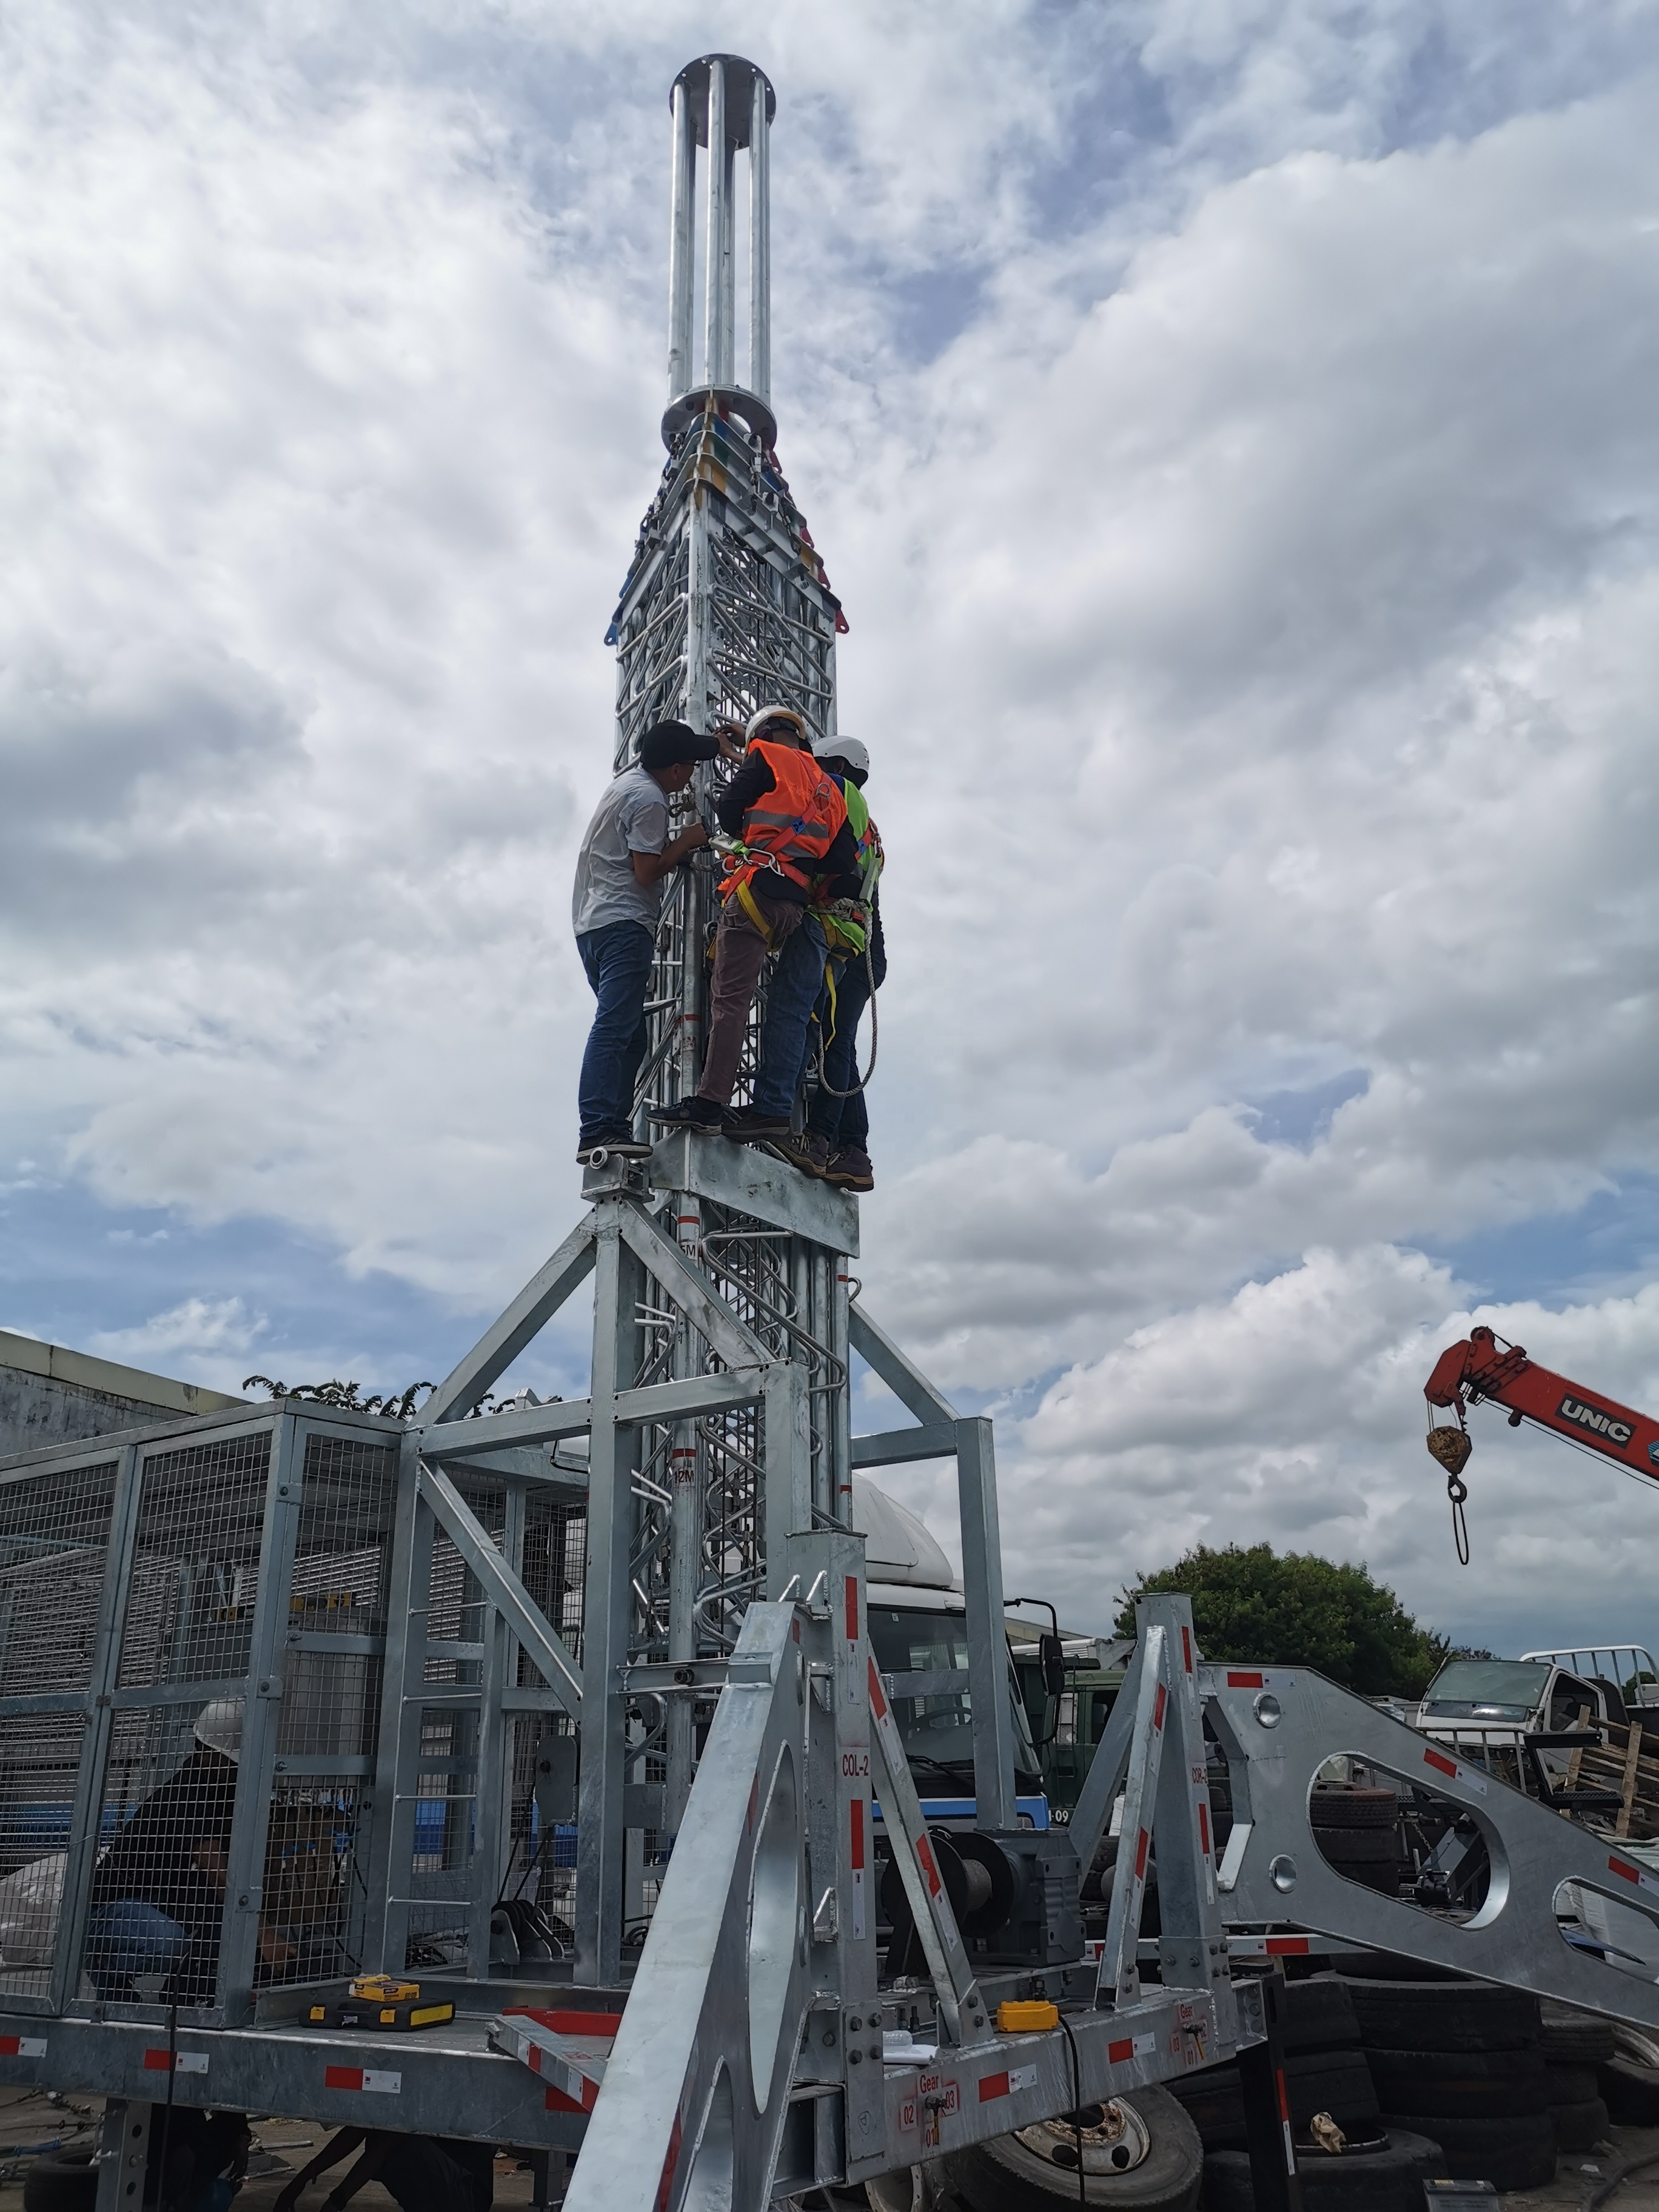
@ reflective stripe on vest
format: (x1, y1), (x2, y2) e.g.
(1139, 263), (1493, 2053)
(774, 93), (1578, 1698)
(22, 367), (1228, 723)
(722, 740), (847, 900)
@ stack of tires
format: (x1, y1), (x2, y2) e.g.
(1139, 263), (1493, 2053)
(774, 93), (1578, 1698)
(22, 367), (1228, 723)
(1310, 1786), (1401, 1899)
(1538, 2001), (1614, 2151)
(1167, 1979), (1447, 2212)
(1348, 1976), (1558, 2191)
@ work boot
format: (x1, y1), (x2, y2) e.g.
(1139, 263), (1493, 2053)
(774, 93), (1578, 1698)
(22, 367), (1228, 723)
(650, 1097), (724, 1131)
(722, 1107), (791, 1143)
(775, 1130), (831, 1179)
(823, 1145), (874, 1191)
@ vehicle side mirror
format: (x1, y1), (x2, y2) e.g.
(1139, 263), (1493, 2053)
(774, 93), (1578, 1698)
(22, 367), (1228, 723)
(1039, 1632), (1066, 1699)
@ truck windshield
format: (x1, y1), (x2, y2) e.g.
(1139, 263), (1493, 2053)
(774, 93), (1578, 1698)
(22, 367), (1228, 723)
(1421, 1658), (1550, 1720)
(866, 1604), (1042, 1793)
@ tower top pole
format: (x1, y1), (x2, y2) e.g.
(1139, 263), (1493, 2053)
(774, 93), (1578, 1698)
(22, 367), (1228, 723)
(662, 53), (779, 452)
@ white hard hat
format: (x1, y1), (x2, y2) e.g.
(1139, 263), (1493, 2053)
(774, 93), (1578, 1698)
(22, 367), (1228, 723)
(744, 704), (809, 746)
(194, 1697), (244, 1763)
(813, 736), (869, 779)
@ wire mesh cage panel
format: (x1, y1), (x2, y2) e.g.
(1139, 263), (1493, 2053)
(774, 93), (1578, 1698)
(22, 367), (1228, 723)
(260, 1772), (368, 1988)
(0, 1715), (88, 1999)
(83, 1702), (240, 2009)
(254, 1432), (399, 1988)
(118, 1432), (272, 1689)
(0, 1460), (118, 1698)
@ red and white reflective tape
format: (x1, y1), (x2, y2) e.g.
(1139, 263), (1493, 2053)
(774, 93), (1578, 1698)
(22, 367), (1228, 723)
(144, 2049), (208, 2075)
(324, 2065), (401, 2094)
(850, 1796), (867, 1941)
(1421, 1744), (1489, 1797)
(1107, 2031), (1159, 2064)
(1153, 1682), (1167, 1731)
(1226, 1934), (1313, 1958)
(978, 2064), (1039, 2102)
(1222, 1670), (1297, 1691)
(1608, 1854), (1659, 1900)
(0, 2036), (45, 2059)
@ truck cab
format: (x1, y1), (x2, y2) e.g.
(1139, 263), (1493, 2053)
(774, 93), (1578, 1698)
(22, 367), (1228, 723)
(856, 1480), (1048, 1829)
(1415, 1654), (1612, 1790)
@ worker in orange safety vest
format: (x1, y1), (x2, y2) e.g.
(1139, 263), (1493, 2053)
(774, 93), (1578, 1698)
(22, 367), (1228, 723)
(652, 704), (860, 1141)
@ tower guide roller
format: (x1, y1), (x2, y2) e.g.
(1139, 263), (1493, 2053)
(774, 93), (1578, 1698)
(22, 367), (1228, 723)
(3, 50), (1659, 2212)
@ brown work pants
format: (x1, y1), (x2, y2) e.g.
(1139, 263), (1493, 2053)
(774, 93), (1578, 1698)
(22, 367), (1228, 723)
(695, 884), (805, 1107)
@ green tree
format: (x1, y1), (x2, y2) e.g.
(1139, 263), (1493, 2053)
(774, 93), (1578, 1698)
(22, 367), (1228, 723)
(1115, 1543), (1448, 1699)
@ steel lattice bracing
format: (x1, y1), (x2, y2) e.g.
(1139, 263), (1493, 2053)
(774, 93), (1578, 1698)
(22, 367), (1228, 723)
(588, 47), (854, 1923)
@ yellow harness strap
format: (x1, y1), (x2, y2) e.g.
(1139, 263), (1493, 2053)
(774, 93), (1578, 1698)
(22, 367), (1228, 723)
(733, 872), (776, 948)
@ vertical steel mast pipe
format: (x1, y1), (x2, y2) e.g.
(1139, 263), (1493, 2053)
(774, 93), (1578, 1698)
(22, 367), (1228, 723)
(702, 57), (731, 388)
(748, 64), (771, 405)
(666, 78), (695, 401)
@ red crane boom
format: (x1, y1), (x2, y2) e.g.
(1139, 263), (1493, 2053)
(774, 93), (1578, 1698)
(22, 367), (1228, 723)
(1424, 1323), (1659, 1478)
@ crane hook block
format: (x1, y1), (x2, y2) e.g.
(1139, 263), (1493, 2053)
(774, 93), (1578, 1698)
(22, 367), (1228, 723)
(1426, 1426), (1472, 1477)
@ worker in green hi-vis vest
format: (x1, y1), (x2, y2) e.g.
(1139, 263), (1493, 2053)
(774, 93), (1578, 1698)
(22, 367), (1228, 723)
(776, 735), (883, 1193)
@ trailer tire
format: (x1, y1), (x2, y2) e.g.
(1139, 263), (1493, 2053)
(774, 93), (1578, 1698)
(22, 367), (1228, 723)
(1378, 2110), (1555, 2188)
(1282, 1980), (1362, 2056)
(1166, 2053), (1377, 2152)
(1309, 1789), (1399, 1830)
(1546, 2065), (1600, 2106)
(1601, 2058), (1659, 2127)
(1365, 2046), (1547, 2118)
(22, 2150), (98, 2212)
(1549, 2097), (1610, 2154)
(1312, 1831), (1401, 1869)
(941, 2085), (1202, 2212)
(1540, 2005), (1617, 2066)
(1201, 2129), (1447, 2212)
(1346, 1979), (1541, 2053)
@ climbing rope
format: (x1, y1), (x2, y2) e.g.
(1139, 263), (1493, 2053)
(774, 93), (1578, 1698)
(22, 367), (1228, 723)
(813, 937), (879, 1099)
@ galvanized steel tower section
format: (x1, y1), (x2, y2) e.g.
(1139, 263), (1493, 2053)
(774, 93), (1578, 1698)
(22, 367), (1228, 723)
(592, 53), (860, 1978)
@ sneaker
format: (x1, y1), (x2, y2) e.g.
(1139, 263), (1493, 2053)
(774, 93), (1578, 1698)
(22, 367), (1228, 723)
(649, 1098), (724, 1130)
(595, 1126), (653, 1159)
(722, 1107), (792, 1143)
(575, 1128), (609, 1163)
(774, 1130), (831, 1179)
(823, 1145), (874, 1191)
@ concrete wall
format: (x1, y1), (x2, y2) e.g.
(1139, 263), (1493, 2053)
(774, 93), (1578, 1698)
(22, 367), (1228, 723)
(0, 1329), (246, 1463)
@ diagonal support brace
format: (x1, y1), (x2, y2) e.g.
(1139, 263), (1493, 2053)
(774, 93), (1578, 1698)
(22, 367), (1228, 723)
(868, 1655), (987, 2047)
(1096, 1623), (1170, 2009)
(416, 1459), (583, 1717)
(425, 1217), (597, 1424)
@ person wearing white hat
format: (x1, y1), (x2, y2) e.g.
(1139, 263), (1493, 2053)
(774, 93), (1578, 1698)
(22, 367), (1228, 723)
(777, 735), (883, 1190)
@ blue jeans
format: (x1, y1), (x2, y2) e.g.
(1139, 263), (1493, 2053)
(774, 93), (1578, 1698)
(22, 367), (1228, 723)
(751, 911), (829, 1119)
(807, 948), (871, 1151)
(84, 1899), (191, 1997)
(576, 922), (655, 1137)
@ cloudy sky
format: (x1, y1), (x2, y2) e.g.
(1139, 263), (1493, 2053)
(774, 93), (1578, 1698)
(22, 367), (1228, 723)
(4, 0), (1659, 1661)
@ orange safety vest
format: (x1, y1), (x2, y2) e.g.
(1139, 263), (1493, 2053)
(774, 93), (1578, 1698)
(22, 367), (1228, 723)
(722, 740), (847, 902)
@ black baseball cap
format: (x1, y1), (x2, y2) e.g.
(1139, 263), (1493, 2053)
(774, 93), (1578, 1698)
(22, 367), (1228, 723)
(638, 719), (719, 771)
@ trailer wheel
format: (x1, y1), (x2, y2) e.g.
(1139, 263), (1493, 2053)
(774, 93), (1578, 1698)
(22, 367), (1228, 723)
(942, 2085), (1201, 2212)
(22, 2149), (97, 2212)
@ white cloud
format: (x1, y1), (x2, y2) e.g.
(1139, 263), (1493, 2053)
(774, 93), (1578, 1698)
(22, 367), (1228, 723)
(5, 3), (1659, 1656)
(90, 1294), (264, 1366)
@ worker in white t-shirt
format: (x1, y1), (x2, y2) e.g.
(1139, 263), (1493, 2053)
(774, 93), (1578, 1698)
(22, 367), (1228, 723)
(571, 719), (739, 1162)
